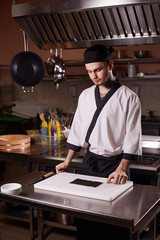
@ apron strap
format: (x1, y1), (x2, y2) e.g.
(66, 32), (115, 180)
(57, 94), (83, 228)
(85, 81), (122, 143)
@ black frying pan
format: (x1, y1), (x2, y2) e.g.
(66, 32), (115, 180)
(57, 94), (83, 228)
(9, 51), (45, 87)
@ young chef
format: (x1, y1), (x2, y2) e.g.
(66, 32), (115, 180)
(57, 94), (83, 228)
(56, 44), (142, 184)
(56, 44), (142, 239)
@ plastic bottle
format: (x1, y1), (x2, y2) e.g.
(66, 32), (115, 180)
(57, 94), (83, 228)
(51, 120), (57, 144)
(55, 120), (61, 141)
(48, 119), (52, 143)
(41, 120), (48, 143)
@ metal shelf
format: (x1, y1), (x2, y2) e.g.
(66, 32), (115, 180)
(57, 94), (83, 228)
(120, 77), (160, 81)
(113, 57), (160, 64)
(65, 57), (160, 66)
(0, 65), (9, 68)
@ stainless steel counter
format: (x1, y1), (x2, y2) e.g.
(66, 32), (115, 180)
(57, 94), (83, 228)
(29, 142), (160, 186)
(30, 141), (160, 172)
(0, 171), (160, 240)
(0, 139), (160, 185)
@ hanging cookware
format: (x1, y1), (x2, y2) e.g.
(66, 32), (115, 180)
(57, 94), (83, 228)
(9, 31), (45, 91)
(46, 49), (65, 89)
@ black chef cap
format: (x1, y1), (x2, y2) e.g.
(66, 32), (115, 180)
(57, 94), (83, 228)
(84, 45), (114, 64)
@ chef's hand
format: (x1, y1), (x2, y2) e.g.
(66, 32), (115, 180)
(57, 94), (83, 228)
(107, 159), (130, 184)
(56, 149), (75, 174)
(56, 161), (70, 174)
(107, 169), (128, 184)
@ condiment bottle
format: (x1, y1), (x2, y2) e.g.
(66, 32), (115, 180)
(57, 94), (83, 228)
(41, 120), (48, 143)
(56, 121), (61, 141)
(51, 120), (57, 144)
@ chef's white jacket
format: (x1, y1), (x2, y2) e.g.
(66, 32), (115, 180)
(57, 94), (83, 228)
(67, 83), (142, 161)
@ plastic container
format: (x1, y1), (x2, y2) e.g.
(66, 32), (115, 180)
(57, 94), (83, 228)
(128, 62), (136, 78)
(31, 134), (64, 145)
(1, 183), (22, 195)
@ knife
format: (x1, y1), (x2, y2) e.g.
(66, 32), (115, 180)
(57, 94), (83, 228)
(30, 170), (56, 185)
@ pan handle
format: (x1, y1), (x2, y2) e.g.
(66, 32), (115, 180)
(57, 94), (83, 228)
(60, 48), (63, 58)
(22, 31), (34, 92)
(23, 31), (28, 52)
(55, 48), (58, 57)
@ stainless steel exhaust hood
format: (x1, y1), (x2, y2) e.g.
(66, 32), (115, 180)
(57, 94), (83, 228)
(12, 0), (160, 49)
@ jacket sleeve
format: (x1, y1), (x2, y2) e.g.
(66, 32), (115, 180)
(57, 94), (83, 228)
(66, 94), (83, 152)
(122, 96), (142, 161)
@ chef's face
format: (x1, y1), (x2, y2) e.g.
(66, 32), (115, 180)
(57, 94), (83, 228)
(85, 61), (113, 86)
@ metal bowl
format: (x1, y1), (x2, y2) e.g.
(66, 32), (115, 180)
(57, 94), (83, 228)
(134, 51), (150, 58)
(46, 55), (66, 84)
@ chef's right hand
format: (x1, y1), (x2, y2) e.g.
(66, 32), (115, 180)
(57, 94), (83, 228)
(56, 161), (70, 174)
(56, 149), (75, 174)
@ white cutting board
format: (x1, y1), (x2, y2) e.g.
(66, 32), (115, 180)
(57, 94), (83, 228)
(34, 173), (133, 201)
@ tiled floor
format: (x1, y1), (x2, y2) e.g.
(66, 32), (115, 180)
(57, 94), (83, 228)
(0, 217), (76, 240)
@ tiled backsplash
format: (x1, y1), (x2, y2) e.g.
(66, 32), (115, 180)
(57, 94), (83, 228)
(0, 68), (160, 117)
(12, 77), (160, 117)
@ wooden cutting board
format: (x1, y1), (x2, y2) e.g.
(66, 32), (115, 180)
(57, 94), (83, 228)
(34, 172), (133, 201)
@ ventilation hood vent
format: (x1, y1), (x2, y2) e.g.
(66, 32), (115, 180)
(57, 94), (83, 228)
(12, 0), (160, 49)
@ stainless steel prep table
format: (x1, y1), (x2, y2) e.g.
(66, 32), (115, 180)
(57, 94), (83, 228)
(0, 171), (160, 240)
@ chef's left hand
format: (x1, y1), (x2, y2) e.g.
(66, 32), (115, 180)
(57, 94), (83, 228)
(107, 169), (128, 184)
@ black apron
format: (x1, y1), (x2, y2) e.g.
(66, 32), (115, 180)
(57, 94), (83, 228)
(82, 80), (123, 178)
(76, 81), (132, 240)
(82, 151), (123, 177)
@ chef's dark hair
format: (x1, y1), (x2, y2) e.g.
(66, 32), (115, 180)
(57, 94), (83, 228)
(84, 44), (114, 64)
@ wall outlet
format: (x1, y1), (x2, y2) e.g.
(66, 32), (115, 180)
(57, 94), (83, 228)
(131, 85), (141, 97)
(69, 85), (78, 97)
